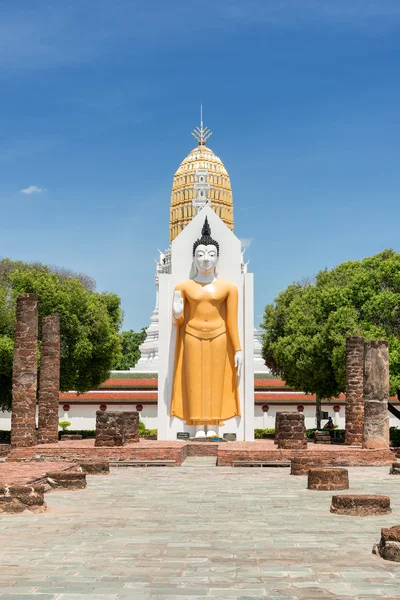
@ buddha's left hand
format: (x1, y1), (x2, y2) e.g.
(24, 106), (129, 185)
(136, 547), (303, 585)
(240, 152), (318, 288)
(234, 350), (243, 377)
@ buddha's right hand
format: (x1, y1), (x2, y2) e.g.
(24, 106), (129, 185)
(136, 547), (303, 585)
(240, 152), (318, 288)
(173, 291), (184, 319)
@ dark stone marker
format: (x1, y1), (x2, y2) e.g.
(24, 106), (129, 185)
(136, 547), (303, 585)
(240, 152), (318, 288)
(223, 433), (237, 441)
(363, 340), (390, 449)
(11, 294), (39, 448)
(345, 336), (364, 446)
(37, 314), (61, 444)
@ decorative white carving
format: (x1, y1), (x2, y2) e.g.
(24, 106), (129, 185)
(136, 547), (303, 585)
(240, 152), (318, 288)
(131, 246), (171, 372)
(193, 168), (210, 213)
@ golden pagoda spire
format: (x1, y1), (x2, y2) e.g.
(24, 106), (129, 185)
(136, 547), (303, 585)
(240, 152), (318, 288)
(191, 105), (212, 146)
(169, 110), (234, 241)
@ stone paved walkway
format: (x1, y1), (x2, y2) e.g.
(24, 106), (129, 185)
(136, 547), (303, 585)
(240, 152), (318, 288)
(0, 466), (399, 599)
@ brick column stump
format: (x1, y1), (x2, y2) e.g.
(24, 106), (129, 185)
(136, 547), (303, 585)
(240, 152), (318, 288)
(291, 457), (325, 475)
(345, 336), (364, 446)
(11, 294), (39, 448)
(307, 468), (349, 490)
(95, 411), (125, 447)
(122, 411), (140, 443)
(330, 494), (391, 516)
(276, 412), (307, 450)
(363, 341), (390, 449)
(37, 314), (61, 444)
(373, 525), (400, 562)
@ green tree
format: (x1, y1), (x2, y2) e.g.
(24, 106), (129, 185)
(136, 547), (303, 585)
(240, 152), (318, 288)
(112, 328), (147, 370)
(0, 259), (122, 411)
(261, 250), (400, 419)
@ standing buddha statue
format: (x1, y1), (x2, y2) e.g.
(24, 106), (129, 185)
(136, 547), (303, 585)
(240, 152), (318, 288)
(170, 217), (242, 437)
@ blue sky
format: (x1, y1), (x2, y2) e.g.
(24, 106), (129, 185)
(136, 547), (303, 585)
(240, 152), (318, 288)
(1, 0), (400, 330)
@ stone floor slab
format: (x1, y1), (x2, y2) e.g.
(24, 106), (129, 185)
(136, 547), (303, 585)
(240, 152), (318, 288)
(0, 466), (399, 599)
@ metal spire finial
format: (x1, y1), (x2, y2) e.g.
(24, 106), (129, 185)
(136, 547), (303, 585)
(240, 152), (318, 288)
(191, 105), (212, 146)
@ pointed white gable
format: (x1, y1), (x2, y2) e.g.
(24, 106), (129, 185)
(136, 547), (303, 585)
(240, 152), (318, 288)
(171, 205), (241, 285)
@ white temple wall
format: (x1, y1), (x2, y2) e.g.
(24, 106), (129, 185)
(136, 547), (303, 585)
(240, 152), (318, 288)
(61, 405), (158, 431)
(0, 406), (158, 432)
(253, 405), (347, 430)
(1, 404), (399, 433)
(0, 410), (11, 431)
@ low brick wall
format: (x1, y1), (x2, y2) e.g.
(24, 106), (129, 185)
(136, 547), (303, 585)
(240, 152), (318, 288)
(0, 484), (46, 513)
(79, 462), (110, 475)
(186, 443), (221, 457)
(0, 462), (80, 486)
(6, 441), (396, 469)
(46, 471), (87, 490)
(218, 445), (395, 467)
(7, 441), (188, 466)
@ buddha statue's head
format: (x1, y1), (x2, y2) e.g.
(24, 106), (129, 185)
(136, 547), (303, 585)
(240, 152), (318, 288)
(192, 217), (219, 278)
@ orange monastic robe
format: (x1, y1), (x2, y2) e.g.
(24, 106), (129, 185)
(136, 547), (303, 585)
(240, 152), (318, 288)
(170, 278), (241, 425)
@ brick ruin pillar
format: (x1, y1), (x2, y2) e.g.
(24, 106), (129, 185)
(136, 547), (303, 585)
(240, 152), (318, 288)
(363, 340), (390, 449)
(122, 412), (140, 443)
(37, 314), (61, 444)
(345, 336), (364, 446)
(95, 411), (125, 447)
(95, 411), (140, 446)
(11, 294), (39, 448)
(276, 412), (307, 449)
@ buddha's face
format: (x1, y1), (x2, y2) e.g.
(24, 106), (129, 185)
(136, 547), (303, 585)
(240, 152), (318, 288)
(194, 244), (218, 274)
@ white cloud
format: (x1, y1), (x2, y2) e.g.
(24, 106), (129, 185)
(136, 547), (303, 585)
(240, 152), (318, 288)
(240, 238), (254, 251)
(20, 185), (45, 195)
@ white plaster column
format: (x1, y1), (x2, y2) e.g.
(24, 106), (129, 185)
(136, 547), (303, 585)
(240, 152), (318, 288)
(334, 405), (340, 427)
(243, 272), (255, 441)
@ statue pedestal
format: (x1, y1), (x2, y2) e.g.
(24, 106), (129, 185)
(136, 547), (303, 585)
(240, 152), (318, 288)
(157, 206), (254, 441)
